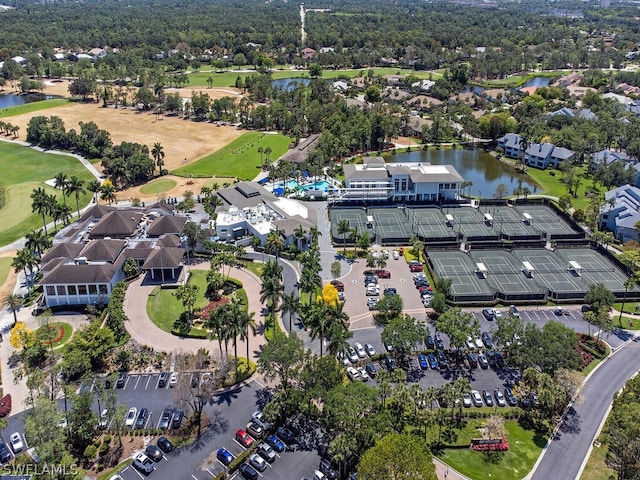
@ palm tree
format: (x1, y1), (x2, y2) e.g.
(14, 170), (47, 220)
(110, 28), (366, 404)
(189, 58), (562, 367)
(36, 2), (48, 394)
(227, 298), (245, 368)
(238, 308), (257, 367)
(4, 293), (23, 326)
(12, 248), (36, 286)
(100, 183), (117, 205)
(151, 142), (165, 175)
(309, 225), (322, 246)
(174, 284), (199, 323)
(326, 322), (353, 357)
(66, 176), (86, 218)
(259, 260), (284, 336)
(205, 307), (226, 359)
(307, 301), (330, 357)
(30, 187), (51, 235)
(54, 172), (69, 206)
(293, 225), (306, 251)
(619, 275), (638, 326)
(337, 219), (351, 254)
(265, 228), (285, 258)
(25, 229), (50, 259)
(281, 291), (300, 332)
(87, 180), (102, 204)
(518, 136), (529, 172)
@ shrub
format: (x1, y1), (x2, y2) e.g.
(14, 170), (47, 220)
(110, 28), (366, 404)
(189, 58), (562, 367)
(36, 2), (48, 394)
(83, 445), (97, 459)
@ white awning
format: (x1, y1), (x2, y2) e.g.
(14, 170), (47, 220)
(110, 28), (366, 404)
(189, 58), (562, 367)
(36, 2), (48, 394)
(476, 262), (488, 272)
(522, 261), (535, 271)
(445, 214), (454, 222)
(484, 213), (493, 222)
(367, 215), (374, 223)
(569, 260), (582, 270)
(523, 213), (532, 222)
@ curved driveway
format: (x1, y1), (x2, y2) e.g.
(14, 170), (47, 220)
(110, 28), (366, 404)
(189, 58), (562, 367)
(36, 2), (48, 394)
(530, 334), (640, 480)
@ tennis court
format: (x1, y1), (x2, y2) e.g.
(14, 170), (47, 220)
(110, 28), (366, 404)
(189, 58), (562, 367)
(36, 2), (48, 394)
(516, 204), (577, 236)
(428, 251), (494, 297)
(559, 249), (631, 292)
(409, 208), (453, 239)
(474, 251), (539, 295)
(370, 207), (411, 242)
(330, 208), (368, 241)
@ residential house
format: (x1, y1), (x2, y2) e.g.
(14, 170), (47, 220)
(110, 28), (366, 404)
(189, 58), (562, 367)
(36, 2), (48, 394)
(547, 107), (597, 121)
(524, 143), (574, 169)
(497, 133), (524, 159)
(599, 184), (640, 242)
(301, 48), (316, 60)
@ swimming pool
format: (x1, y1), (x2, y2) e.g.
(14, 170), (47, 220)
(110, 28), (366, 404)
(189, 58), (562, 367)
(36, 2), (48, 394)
(302, 180), (331, 192)
(270, 179), (331, 194)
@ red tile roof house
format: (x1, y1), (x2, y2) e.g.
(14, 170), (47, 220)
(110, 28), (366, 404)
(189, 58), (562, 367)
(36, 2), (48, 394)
(39, 203), (186, 308)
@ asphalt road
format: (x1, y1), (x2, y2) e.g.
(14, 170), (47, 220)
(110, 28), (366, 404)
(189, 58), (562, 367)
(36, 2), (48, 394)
(531, 334), (640, 480)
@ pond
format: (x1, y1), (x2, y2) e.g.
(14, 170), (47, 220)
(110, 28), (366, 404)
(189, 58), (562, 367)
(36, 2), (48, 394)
(521, 76), (555, 87)
(271, 77), (311, 91)
(0, 93), (53, 108)
(388, 148), (540, 198)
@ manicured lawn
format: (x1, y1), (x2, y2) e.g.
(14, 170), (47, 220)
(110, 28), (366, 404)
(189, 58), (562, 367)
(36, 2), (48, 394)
(438, 420), (546, 480)
(36, 321), (73, 348)
(146, 270), (211, 333)
(615, 315), (640, 330)
(0, 142), (94, 246)
(173, 132), (292, 179)
(0, 257), (12, 286)
(613, 301), (640, 314)
(481, 71), (563, 88)
(0, 98), (70, 119)
(139, 178), (177, 195)
(187, 67), (441, 87)
(580, 441), (615, 480)
(242, 261), (263, 279)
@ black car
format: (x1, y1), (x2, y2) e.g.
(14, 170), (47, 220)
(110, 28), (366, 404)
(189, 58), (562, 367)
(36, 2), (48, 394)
(434, 333), (445, 350)
(158, 371), (169, 388)
(135, 408), (149, 429)
(504, 388), (518, 407)
(159, 409), (172, 430)
(276, 426), (295, 444)
(482, 308), (495, 320)
(145, 444), (163, 462)
(320, 458), (339, 480)
(481, 331), (493, 349)
(383, 287), (397, 296)
(157, 436), (174, 453)
(425, 335), (435, 350)
(365, 363), (377, 378)
(116, 372), (127, 388)
(466, 352), (478, 369)
(494, 351), (505, 368)
(0, 442), (11, 463)
(171, 410), (184, 429)
(485, 350), (496, 368)
(238, 463), (259, 480)
(436, 350), (448, 370)
(385, 355), (397, 371)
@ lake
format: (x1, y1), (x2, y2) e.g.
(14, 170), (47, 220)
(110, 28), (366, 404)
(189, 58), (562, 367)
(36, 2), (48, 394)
(0, 93), (52, 108)
(271, 77), (311, 90)
(521, 76), (555, 87)
(388, 148), (539, 198)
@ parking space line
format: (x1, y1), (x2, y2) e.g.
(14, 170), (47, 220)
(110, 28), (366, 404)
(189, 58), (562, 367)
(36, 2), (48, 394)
(191, 475), (198, 480)
(204, 468), (215, 476)
(132, 467), (144, 479)
(145, 375), (152, 389)
(133, 376), (141, 389)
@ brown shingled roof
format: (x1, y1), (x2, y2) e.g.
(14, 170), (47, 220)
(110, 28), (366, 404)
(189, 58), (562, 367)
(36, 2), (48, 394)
(142, 247), (185, 269)
(147, 215), (187, 237)
(89, 211), (143, 238)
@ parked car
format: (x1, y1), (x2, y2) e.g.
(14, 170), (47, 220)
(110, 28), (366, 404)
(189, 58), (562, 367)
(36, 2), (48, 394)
(425, 335), (435, 350)
(239, 463), (259, 480)
(132, 452), (155, 474)
(135, 408), (149, 429)
(366, 286), (380, 296)
(125, 407), (137, 428)
(494, 351), (505, 368)
(357, 366), (370, 382)
(158, 371), (169, 388)
(276, 426), (295, 444)
(434, 333), (445, 350)
(249, 453), (268, 472)
(509, 305), (520, 318)
(364, 343), (376, 356)
(554, 307), (564, 316)
(217, 448), (236, 466)
(481, 331), (494, 349)
(482, 390), (494, 407)
(474, 337), (483, 349)
(171, 410), (184, 429)
(235, 429), (254, 448)
(252, 410), (272, 430)
(365, 363), (378, 378)
(427, 353), (439, 370)
(377, 270), (391, 278)
(392, 250), (399, 260)
(319, 458), (339, 479)
(418, 354), (429, 370)
(385, 355), (397, 371)
(0, 441), (11, 463)
(494, 389), (506, 407)
(493, 309), (503, 319)
(330, 280), (344, 292)
(409, 264), (423, 272)
(346, 366), (361, 382)
(159, 409), (173, 430)
(169, 372), (178, 387)
(466, 352), (478, 369)
(462, 394), (473, 408)
(477, 353), (489, 369)
(486, 350), (496, 368)
(367, 298), (378, 310)
(257, 442), (276, 462)
(465, 337), (476, 350)
(347, 347), (359, 363)
(383, 287), (397, 296)
(314, 471), (328, 480)
(337, 351), (351, 366)
(436, 350), (448, 370)
(98, 408), (109, 429)
(354, 342), (366, 358)
(157, 436), (173, 453)
(190, 373), (199, 388)
(116, 372), (127, 388)
(9, 433), (23, 453)
(145, 444), (163, 462)
(471, 390), (483, 407)
(482, 308), (495, 320)
(504, 387), (518, 407)
(266, 434), (285, 452)
(247, 421), (264, 439)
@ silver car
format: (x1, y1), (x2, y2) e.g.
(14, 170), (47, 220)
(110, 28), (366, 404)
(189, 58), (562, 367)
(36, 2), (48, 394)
(354, 343), (366, 358)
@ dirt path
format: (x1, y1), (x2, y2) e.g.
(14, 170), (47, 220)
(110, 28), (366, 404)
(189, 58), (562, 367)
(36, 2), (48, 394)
(0, 251), (17, 300)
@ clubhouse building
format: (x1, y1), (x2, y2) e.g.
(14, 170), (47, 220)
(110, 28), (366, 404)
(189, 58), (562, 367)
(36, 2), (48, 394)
(329, 157), (463, 203)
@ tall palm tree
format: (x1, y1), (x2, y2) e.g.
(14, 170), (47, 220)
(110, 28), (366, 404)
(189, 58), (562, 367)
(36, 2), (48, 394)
(30, 187), (51, 235)
(54, 172), (69, 206)
(281, 291), (300, 332)
(87, 179), (102, 204)
(619, 275), (638, 326)
(227, 298), (245, 368)
(151, 142), (165, 175)
(25, 229), (51, 259)
(309, 225), (322, 246)
(238, 308), (257, 367)
(4, 293), (23, 326)
(265, 228), (285, 258)
(337, 219), (351, 254)
(307, 301), (329, 357)
(66, 176), (86, 218)
(326, 322), (353, 357)
(259, 260), (284, 336)
(100, 183), (117, 205)
(205, 307), (226, 359)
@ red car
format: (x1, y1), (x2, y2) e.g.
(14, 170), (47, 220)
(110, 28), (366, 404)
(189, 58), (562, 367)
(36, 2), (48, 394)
(235, 429), (254, 448)
(377, 270), (391, 279)
(330, 280), (344, 292)
(410, 264), (423, 272)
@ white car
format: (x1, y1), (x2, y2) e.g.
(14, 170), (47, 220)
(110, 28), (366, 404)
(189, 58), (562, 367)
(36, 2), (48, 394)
(169, 372), (178, 387)
(251, 410), (271, 430)
(357, 367), (370, 382)
(474, 337), (484, 349)
(493, 309), (503, 319)
(465, 337), (476, 350)
(366, 286), (380, 296)
(98, 408), (109, 429)
(392, 250), (399, 260)
(337, 351), (351, 366)
(9, 432), (23, 453)
(346, 367), (361, 381)
(354, 342), (366, 358)
(471, 390), (483, 407)
(347, 347), (359, 363)
(382, 249), (389, 259)
(314, 470), (328, 480)
(125, 407), (137, 427)
(364, 343), (377, 356)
